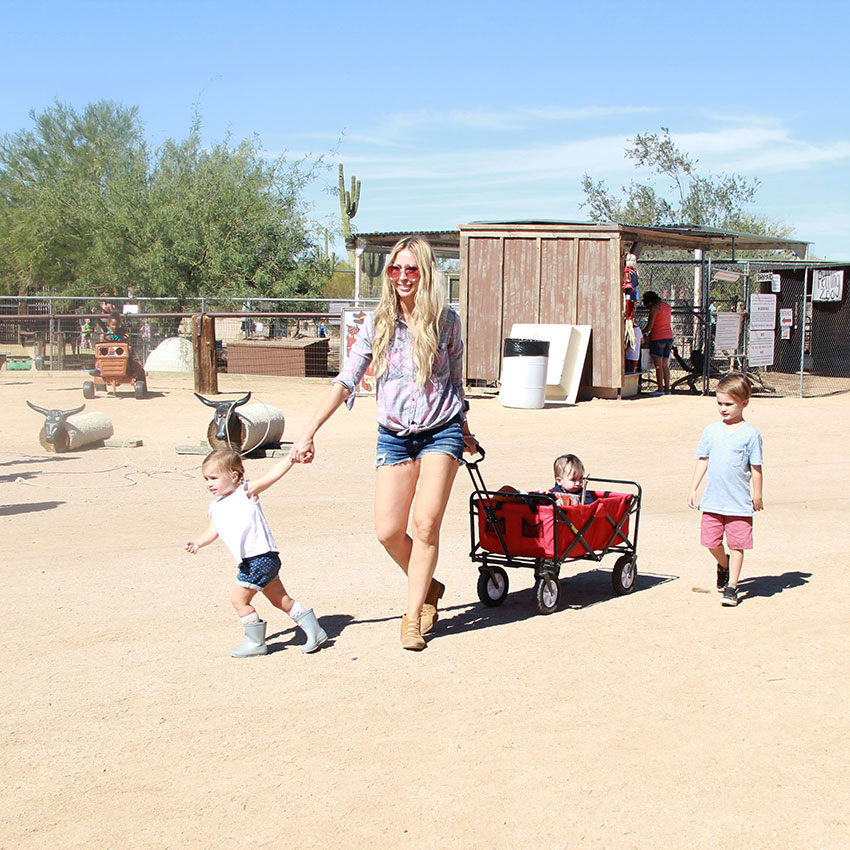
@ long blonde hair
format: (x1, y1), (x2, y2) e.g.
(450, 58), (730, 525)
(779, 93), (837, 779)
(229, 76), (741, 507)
(371, 235), (447, 387)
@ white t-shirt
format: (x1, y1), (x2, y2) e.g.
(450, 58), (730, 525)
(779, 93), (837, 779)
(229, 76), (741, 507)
(626, 325), (643, 361)
(209, 486), (278, 564)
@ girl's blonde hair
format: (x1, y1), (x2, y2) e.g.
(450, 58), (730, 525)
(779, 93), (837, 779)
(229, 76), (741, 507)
(202, 449), (245, 481)
(716, 372), (752, 404)
(371, 235), (446, 387)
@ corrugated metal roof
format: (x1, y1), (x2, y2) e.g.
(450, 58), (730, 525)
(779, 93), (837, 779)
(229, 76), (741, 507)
(344, 230), (461, 257)
(347, 222), (816, 259)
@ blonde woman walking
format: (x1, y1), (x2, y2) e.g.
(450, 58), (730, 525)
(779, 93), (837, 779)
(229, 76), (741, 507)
(285, 235), (478, 650)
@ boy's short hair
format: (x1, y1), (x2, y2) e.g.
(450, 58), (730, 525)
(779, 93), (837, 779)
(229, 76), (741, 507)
(202, 448), (245, 481)
(554, 453), (585, 479)
(716, 372), (751, 403)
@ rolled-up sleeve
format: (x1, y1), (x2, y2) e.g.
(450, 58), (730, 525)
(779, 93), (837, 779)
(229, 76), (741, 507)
(447, 311), (468, 418)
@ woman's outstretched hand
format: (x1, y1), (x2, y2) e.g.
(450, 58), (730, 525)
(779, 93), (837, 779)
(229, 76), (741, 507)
(289, 435), (315, 464)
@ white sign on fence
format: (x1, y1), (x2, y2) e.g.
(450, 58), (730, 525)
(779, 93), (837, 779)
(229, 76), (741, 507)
(748, 329), (775, 367)
(812, 269), (844, 302)
(779, 308), (793, 327)
(715, 312), (743, 351)
(749, 294), (777, 330)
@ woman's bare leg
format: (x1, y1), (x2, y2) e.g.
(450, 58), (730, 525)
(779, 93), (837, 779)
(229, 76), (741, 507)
(374, 460), (420, 575)
(404, 454), (459, 622)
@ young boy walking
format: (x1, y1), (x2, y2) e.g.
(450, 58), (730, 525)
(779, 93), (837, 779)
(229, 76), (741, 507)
(688, 373), (764, 606)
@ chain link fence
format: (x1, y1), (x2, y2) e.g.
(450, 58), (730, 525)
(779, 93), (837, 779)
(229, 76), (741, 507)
(633, 260), (850, 398)
(0, 296), (383, 377)
(2, 268), (847, 398)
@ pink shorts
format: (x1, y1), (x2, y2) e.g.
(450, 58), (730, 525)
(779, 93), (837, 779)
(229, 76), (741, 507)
(700, 512), (753, 550)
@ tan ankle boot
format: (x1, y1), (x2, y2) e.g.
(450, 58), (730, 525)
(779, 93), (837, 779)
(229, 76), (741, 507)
(401, 614), (426, 651)
(420, 579), (445, 635)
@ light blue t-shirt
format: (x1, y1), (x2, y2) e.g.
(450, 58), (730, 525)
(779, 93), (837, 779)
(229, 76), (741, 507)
(696, 420), (763, 517)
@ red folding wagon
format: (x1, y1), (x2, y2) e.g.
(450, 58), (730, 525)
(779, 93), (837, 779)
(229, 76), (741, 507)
(465, 450), (642, 615)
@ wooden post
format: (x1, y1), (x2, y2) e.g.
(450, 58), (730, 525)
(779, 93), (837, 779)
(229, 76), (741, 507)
(193, 314), (218, 394)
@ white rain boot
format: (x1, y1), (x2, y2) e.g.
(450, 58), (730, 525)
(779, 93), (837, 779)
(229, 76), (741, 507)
(295, 609), (328, 653)
(230, 620), (268, 658)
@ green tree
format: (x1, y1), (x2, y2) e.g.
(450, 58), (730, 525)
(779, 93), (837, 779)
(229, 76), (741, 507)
(0, 101), (332, 301)
(145, 119), (330, 306)
(0, 100), (149, 294)
(581, 127), (791, 240)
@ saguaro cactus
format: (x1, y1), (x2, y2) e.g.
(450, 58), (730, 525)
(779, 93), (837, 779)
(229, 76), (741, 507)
(338, 163), (360, 266)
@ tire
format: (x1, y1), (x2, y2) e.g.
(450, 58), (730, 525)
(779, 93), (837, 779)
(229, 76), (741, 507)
(612, 555), (638, 595)
(477, 566), (509, 607)
(82, 381), (95, 399)
(134, 380), (147, 399)
(534, 573), (560, 614)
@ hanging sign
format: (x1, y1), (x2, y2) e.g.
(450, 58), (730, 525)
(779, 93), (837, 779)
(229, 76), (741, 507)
(779, 309), (793, 327)
(749, 294), (777, 330)
(341, 309), (376, 396)
(715, 312), (743, 351)
(812, 269), (844, 302)
(748, 329), (775, 367)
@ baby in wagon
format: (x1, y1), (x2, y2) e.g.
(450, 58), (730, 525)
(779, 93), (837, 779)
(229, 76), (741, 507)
(550, 453), (595, 506)
(495, 452), (595, 507)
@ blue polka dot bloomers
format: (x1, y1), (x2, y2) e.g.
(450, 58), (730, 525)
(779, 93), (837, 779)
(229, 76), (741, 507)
(236, 552), (281, 590)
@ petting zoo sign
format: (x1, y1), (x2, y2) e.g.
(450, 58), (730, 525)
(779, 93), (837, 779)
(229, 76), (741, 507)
(811, 269), (844, 302)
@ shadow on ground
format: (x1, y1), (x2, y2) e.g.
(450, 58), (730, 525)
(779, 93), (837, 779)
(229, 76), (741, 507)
(738, 571), (811, 601)
(0, 501), (66, 516)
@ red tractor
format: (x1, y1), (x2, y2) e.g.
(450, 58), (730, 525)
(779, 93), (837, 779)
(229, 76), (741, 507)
(83, 341), (148, 399)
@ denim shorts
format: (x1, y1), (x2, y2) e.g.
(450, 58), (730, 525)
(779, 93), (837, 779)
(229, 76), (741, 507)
(236, 551), (281, 590)
(649, 338), (673, 358)
(375, 415), (465, 468)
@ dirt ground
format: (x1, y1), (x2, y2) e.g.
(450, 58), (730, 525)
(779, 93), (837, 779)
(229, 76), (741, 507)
(2, 368), (848, 850)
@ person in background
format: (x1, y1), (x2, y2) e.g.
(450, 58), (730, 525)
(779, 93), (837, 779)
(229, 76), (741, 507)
(642, 291), (674, 395)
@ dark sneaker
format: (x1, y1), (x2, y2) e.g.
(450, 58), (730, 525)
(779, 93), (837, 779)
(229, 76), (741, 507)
(721, 586), (738, 607)
(716, 562), (729, 592)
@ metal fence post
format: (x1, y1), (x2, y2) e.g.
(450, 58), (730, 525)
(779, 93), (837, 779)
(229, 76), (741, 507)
(799, 269), (808, 398)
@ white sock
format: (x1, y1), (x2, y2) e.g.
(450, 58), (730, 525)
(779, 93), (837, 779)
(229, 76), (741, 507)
(240, 611), (260, 625)
(288, 601), (308, 621)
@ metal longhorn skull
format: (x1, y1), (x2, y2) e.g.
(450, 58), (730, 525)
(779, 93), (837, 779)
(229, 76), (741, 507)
(194, 392), (251, 442)
(26, 401), (86, 443)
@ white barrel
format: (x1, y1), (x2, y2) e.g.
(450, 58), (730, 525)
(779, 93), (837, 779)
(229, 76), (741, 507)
(499, 338), (550, 409)
(41, 412), (114, 453)
(207, 403), (285, 452)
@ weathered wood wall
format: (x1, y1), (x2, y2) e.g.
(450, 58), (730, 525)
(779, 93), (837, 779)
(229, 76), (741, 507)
(460, 225), (624, 392)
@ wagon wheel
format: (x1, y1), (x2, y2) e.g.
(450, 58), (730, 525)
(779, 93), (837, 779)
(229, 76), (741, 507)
(134, 379), (147, 399)
(612, 555), (638, 595)
(82, 381), (95, 400)
(534, 573), (560, 615)
(477, 566), (509, 607)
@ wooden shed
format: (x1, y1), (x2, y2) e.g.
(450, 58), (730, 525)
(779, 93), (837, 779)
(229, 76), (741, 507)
(458, 221), (810, 396)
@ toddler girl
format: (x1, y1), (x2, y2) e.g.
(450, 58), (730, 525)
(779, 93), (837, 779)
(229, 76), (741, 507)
(186, 449), (327, 656)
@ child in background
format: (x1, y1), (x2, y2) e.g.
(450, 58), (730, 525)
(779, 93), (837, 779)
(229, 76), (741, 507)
(551, 454), (595, 506)
(688, 373), (764, 607)
(102, 315), (126, 342)
(186, 450), (327, 656)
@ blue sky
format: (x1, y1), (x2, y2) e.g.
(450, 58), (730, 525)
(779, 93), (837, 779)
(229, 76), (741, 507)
(3, 0), (849, 259)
